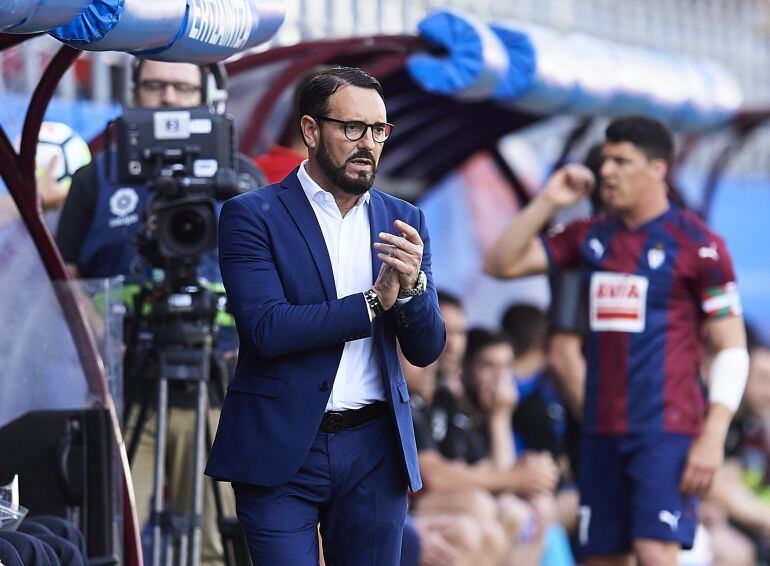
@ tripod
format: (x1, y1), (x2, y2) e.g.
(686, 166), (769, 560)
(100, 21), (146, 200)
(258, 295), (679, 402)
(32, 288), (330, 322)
(125, 278), (229, 566)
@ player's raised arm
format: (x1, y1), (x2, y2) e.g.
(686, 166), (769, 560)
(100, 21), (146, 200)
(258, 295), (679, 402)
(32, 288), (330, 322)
(483, 164), (595, 280)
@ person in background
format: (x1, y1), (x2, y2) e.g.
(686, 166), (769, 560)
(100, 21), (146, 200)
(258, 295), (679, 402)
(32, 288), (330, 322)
(485, 115), (749, 565)
(501, 304), (580, 538)
(706, 326), (770, 564)
(206, 66), (445, 566)
(55, 58), (263, 566)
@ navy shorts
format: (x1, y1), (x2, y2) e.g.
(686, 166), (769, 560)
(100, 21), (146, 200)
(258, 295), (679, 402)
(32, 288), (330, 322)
(577, 432), (698, 556)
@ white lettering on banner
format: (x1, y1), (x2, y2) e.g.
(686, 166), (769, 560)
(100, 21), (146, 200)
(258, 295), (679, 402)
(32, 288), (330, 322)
(589, 272), (649, 333)
(189, 0), (253, 50)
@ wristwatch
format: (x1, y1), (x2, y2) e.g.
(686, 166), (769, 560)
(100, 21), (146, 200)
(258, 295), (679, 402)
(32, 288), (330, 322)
(398, 270), (427, 298)
(364, 288), (384, 317)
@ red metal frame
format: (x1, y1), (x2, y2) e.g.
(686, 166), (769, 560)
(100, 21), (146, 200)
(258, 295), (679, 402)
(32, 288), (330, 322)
(700, 110), (769, 218)
(227, 35), (427, 153)
(226, 34), (425, 74)
(0, 34), (143, 566)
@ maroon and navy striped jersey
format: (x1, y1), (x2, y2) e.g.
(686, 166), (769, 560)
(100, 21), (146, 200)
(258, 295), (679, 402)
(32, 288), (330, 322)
(543, 206), (742, 437)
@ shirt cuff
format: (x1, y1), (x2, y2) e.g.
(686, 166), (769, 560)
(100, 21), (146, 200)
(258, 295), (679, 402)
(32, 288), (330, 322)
(396, 297), (413, 306)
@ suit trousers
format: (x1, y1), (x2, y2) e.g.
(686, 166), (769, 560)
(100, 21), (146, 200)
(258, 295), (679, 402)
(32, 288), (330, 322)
(232, 413), (408, 566)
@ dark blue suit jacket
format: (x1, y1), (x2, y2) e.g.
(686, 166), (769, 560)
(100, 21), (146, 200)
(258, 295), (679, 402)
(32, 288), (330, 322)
(205, 169), (445, 491)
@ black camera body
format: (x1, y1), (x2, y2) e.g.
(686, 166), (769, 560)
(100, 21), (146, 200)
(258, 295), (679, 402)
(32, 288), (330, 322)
(113, 105), (239, 280)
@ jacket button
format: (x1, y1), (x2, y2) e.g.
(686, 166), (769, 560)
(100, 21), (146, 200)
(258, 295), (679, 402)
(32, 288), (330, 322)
(320, 381), (330, 391)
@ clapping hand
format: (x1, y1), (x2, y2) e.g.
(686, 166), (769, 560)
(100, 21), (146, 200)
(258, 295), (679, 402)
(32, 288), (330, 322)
(373, 220), (423, 291)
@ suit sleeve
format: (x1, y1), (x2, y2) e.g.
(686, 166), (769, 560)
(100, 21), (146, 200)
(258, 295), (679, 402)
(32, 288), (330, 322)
(390, 208), (446, 367)
(219, 196), (372, 358)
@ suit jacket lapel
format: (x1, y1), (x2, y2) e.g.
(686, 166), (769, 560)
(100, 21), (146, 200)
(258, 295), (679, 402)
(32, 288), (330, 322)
(368, 189), (389, 284)
(277, 171), (337, 301)
(368, 189), (398, 387)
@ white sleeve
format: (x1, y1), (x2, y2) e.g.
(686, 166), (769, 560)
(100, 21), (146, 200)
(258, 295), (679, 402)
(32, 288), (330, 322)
(708, 347), (750, 412)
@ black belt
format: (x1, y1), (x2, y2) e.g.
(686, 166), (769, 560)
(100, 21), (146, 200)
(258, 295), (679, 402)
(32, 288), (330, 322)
(320, 401), (388, 433)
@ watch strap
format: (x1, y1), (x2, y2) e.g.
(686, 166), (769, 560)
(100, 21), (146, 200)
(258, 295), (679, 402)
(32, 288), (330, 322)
(397, 270), (427, 298)
(364, 289), (384, 317)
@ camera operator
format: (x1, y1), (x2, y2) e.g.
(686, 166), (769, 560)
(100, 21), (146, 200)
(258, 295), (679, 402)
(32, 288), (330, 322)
(55, 58), (263, 566)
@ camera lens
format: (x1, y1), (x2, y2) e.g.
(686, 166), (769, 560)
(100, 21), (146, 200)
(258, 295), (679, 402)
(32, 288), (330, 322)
(170, 208), (206, 245)
(157, 200), (217, 260)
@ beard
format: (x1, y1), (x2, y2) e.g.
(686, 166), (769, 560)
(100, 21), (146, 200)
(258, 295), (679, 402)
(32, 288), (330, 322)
(316, 140), (377, 196)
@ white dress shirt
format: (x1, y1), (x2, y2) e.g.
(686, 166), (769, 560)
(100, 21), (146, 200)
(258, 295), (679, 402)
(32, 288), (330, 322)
(297, 162), (385, 411)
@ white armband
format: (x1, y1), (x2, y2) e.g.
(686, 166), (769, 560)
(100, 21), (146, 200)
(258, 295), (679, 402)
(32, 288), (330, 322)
(708, 347), (750, 412)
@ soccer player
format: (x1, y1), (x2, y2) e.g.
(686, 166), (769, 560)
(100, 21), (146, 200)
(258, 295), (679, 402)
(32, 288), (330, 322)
(484, 116), (749, 566)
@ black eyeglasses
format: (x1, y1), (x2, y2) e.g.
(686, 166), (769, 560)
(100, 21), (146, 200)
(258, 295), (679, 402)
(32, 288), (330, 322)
(315, 117), (394, 143)
(139, 79), (202, 95)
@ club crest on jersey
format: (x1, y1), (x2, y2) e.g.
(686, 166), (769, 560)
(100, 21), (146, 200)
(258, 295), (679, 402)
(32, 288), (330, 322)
(647, 244), (665, 270)
(588, 238), (605, 259)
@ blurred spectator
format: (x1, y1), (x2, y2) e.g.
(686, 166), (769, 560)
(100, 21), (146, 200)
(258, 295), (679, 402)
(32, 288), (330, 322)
(501, 304), (567, 459)
(402, 350), (544, 565)
(461, 327), (575, 565)
(402, 292), (562, 565)
(436, 291), (468, 399)
(707, 327), (770, 563)
(501, 304), (580, 536)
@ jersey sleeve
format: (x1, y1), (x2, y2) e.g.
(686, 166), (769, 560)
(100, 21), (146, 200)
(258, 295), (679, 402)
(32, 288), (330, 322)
(696, 234), (742, 319)
(541, 218), (590, 271)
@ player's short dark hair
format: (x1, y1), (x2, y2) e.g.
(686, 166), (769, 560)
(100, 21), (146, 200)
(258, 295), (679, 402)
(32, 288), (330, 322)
(437, 290), (463, 310)
(298, 66), (385, 120)
(500, 304), (547, 356)
(605, 116), (674, 166)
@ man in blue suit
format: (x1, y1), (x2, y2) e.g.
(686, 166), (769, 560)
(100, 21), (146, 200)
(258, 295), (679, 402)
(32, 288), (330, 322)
(206, 67), (446, 565)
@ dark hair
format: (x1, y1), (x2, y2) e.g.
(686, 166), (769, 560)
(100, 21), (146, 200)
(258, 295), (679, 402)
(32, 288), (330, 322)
(584, 143), (605, 212)
(463, 328), (512, 368)
(500, 304), (547, 356)
(437, 290), (463, 310)
(131, 58), (208, 101)
(462, 328), (513, 411)
(605, 116), (674, 166)
(298, 66), (385, 120)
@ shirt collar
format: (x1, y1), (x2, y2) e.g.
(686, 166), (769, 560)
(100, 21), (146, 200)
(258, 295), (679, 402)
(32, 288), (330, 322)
(297, 160), (371, 208)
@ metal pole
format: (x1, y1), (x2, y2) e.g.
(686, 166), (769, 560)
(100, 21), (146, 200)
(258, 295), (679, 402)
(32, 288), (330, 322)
(152, 379), (169, 566)
(21, 38), (38, 95)
(92, 52), (110, 105)
(0, 52), (5, 94)
(352, 0), (360, 34)
(299, 0), (311, 39)
(325, 0), (334, 38)
(189, 369), (210, 566)
(376, 0), (384, 34)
